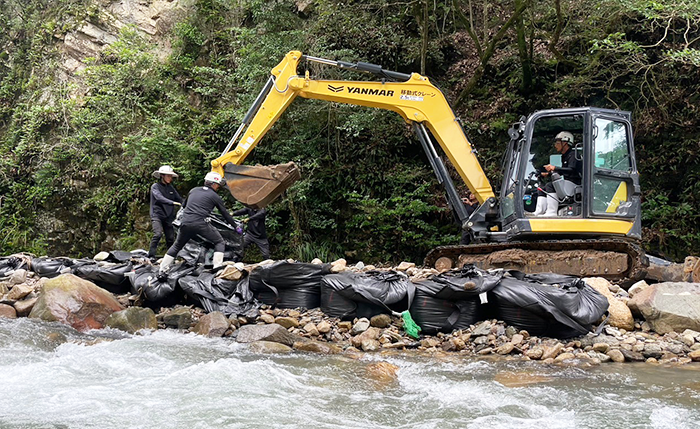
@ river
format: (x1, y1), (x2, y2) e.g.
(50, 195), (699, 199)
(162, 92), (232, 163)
(1, 317), (699, 429)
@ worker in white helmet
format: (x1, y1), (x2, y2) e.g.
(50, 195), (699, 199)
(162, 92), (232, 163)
(533, 131), (582, 216)
(159, 171), (237, 274)
(148, 165), (183, 260)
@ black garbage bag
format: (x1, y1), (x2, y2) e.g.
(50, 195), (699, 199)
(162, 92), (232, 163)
(320, 271), (415, 320)
(72, 262), (133, 294)
(427, 265), (504, 299)
(248, 261), (331, 309)
(126, 263), (194, 308)
(488, 271), (609, 339)
(174, 212), (245, 263)
(0, 256), (28, 276)
(179, 272), (260, 318)
(410, 279), (487, 335)
(29, 257), (75, 278)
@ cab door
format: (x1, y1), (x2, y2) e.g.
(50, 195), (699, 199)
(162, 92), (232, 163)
(586, 110), (641, 224)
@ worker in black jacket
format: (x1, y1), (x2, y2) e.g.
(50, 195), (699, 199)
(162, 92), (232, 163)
(534, 131), (582, 216)
(148, 165), (183, 259)
(233, 207), (270, 260)
(159, 172), (237, 274)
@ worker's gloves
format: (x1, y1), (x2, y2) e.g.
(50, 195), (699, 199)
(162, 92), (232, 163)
(243, 218), (249, 223)
(173, 202), (182, 207)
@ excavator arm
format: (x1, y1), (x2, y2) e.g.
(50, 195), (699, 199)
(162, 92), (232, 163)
(212, 50), (495, 214)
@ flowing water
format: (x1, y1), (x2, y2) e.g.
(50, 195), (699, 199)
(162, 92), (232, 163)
(2, 317), (700, 429)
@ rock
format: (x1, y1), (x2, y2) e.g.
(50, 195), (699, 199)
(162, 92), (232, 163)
(642, 343), (664, 359)
(0, 282), (8, 295)
(370, 314), (392, 328)
(9, 269), (28, 285)
(303, 322), (319, 336)
(541, 342), (564, 360)
(310, 258), (323, 265)
(259, 313), (275, 324)
(494, 371), (553, 387)
(646, 259), (686, 282)
(14, 296), (38, 317)
(619, 348), (645, 362)
(607, 349), (625, 362)
(554, 352), (576, 363)
(216, 265), (244, 281)
(361, 339), (381, 351)
(351, 318), (371, 335)
(330, 258), (347, 273)
(510, 334), (524, 345)
(396, 261), (415, 271)
(471, 321), (492, 337)
(275, 316), (299, 329)
(293, 340), (342, 354)
(585, 277), (634, 330)
(104, 307), (157, 334)
(160, 307), (193, 329)
(496, 342), (515, 355)
(94, 251), (110, 261)
(317, 320), (332, 334)
(365, 361), (399, 386)
(338, 321), (352, 331)
(192, 312), (230, 337)
(420, 337), (441, 349)
(627, 282), (700, 334)
(685, 256), (700, 282)
(28, 274), (123, 332)
(0, 303), (17, 318)
(6, 283), (34, 301)
(237, 324), (301, 346)
(593, 343), (610, 353)
(355, 261), (365, 270)
(351, 327), (381, 348)
(628, 280), (649, 298)
(689, 349), (700, 361)
(248, 341), (293, 354)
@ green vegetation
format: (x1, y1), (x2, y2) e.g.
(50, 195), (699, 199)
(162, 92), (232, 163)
(1, 0), (698, 262)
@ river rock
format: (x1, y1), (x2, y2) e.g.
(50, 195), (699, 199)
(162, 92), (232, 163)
(370, 314), (392, 328)
(6, 283), (34, 301)
(14, 296), (39, 317)
(361, 339), (381, 352)
(105, 307), (157, 333)
(160, 307), (193, 329)
(689, 349), (700, 361)
(275, 316), (299, 329)
(9, 269), (28, 285)
(365, 362), (399, 386)
(192, 311), (230, 337)
(627, 282), (700, 334)
(248, 341), (293, 354)
(396, 261), (415, 271)
(620, 348), (645, 362)
(628, 280), (649, 298)
(293, 340), (342, 354)
(0, 303), (17, 318)
(541, 341), (564, 360)
(606, 349), (625, 362)
(303, 322), (319, 336)
(351, 327), (381, 348)
(28, 274), (123, 332)
(216, 265), (244, 281)
(259, 313), (275, 324)
(584, 277), (633, 330)
(237, 323), (301, 346)
(317, 320), (332, 334)
(351, 318), (371, 335)
(330, 258), (347, 273)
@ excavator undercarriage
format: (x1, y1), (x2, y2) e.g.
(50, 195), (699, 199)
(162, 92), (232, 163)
(425, 238), (648, 283)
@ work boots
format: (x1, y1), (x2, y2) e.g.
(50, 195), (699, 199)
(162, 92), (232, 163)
(534, 195), (548, 216)
(544, 193), (559, 217)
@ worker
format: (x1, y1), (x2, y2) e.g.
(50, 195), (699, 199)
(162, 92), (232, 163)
(148, 165), (183, 260)
(158, 172), (238, 275)
(459, 193), (479, 245)
(534, 131), (581, 216)
(233, 207), (270, 260)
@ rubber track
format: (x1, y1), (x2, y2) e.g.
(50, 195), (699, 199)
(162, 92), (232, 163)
(424, 238), (648, 282)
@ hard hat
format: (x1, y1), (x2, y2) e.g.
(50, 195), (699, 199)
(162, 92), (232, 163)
(152, 165), (178, 178)
(204, 171), (224, 185)
(555, 131), (574, 145)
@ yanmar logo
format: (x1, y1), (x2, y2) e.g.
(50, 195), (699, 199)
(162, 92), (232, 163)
(327, 85), (395, 97)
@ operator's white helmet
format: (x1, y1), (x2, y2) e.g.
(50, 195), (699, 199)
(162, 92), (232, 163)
(555, 131), (574, 145)
(204, 171), (224, 185)
(152, 165), (178, 178)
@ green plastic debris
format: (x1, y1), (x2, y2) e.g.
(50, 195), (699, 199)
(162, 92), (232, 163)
(401, 310), (421, 339)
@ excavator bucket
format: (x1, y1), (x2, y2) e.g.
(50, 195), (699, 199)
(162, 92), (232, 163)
(223, 162), (300, 209)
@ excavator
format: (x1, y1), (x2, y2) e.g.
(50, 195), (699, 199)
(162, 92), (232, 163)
(210, 50), (647, 282)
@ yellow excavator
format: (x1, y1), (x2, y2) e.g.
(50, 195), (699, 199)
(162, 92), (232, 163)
(211, 51), (647, 281)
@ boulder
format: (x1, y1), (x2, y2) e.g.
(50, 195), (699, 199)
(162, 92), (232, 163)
(28, 274), (123, 332)
(584, 277), (634, 330)
(0, 303), (17, 318)
(160, 307), (193, 329)
(236, 324), (301, 346)
(104, 307), (157, 334)
(248, 341), (293, 354)
(192, 312), (230, 337)
(6, 283), (34, 301)
(14, 296), (38, 317)
(627, 282), (700, 334)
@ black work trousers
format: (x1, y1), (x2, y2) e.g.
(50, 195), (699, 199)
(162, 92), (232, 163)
(243, 234), (270, 260)
(166, 222), (225, 257)
(148, 218), (175, 257)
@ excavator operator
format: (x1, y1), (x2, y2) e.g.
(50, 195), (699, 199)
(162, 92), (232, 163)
(533, 131), (581, 216)
(158, 172), (238, 276)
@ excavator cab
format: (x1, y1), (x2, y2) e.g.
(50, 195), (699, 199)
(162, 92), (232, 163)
(499, 107), (642, 239)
